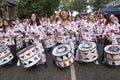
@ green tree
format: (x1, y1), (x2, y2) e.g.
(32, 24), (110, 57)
(69, 0), (86, 11)
(60, 0), (113, 12)
(17, 0), (60, 18)
(92, 0), (113, 10)
(60, 0), (87, 12)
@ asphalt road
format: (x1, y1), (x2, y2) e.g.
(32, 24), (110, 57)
(0, 42), (120, 80)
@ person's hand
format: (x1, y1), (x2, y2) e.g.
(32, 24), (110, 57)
(68, 30), (74, 34)
(109, 38), (113, 43)
(30, 32), (38, 37)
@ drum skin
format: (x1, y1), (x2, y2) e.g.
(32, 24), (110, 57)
(78, 42), (98, 62)
(0, 46), (14, 65)
(104, 45), (120, 66)
(52, 44), (74, 67)
(17, 44), (41, 68)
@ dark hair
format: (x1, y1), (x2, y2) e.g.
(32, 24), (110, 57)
(21, 15), (28, 19)
(3, 18), (13, 32)
(50, 15), (55, 23)
(3, 18), (13, 27)
(59, 9), (69, 19)
(30, 13), (40, 26)
(105, 14), (113, 25)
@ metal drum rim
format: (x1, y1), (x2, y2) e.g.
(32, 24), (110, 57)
(0, 46), (8, 53)
(52, 44), (71, 57)
(78, 42), (96, 51)
(104, 44), (120, 55)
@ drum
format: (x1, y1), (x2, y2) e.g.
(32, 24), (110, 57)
(78, 42), (98, 62)
(0, 45), (14, 65)
(104, 45), (120, 66)
(17, 44), (41, 68)
(115, 34), (120, 44)
(16, 34), (25, 50)
(52, 44), (74, 67)
(43, 35), (56, 48)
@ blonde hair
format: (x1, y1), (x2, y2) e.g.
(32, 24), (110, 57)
(87, 12), (94, 23)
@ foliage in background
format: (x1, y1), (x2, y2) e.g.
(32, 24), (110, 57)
(60, 0), (113, 12)
(92, 0), (113, 10)
(17, 0), (60, 18)
(17, 0), (113, 18)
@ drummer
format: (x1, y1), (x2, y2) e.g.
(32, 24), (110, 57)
(25, 13), (47, 65)
(19, 15), (30, 31)
(96, 14), (106, 35)
(102, 14), (120, 62)
(54, 9), (78, 58)
(13, 17), (24, 33)
(14, 17), (26, 51)
(2, 18), (17, 64)
(103, 14), (120, 45)
(79, 12), (99, 64)
(47, 15), (56, 35)
(42, 15), (56, 38)
(40, 17), (49, 36)
(80, 12), (97, 42)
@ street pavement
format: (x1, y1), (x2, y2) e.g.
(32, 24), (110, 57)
(0, 42), (120, 80)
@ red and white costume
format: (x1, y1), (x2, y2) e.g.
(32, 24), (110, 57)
(26, 25), (46, 63)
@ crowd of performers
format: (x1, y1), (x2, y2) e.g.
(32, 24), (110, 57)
(0, 9), (120, 67)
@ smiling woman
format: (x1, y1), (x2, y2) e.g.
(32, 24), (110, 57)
(54, 9), (78, 66)
(25, 13), (47, 66)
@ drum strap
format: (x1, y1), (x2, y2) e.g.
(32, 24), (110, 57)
(60, 24), (70, 32)
(60, 24), (75, 38)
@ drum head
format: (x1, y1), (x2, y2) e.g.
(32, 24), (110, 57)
(78, 42), (96, 51)
(52, 44), (71, 57)
(104, 45), (120, 54)
(0, 45), (8, 53)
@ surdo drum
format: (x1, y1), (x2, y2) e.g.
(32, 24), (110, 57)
(43, 35), (56, 48)
(104, 45), (120, 66)
(78, 42), (98, 62)
(0, 45), (14, 65)
(17, 44), (41, 68)
(52, 44), (74, 67)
